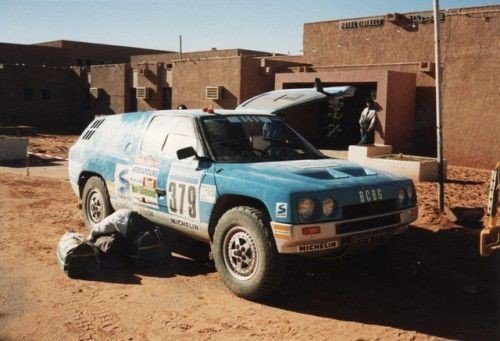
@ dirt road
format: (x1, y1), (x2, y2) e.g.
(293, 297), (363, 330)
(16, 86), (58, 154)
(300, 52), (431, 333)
(0, 167), (498, 340)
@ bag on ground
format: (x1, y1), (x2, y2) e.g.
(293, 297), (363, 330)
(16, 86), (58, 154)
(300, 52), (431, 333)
(56, 232), (100, 278)
(93, 233), (127, 269)
(128, 228), (170, 267)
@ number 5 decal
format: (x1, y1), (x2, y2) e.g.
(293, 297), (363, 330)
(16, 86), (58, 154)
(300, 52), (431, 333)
(168, 181), (198, 220)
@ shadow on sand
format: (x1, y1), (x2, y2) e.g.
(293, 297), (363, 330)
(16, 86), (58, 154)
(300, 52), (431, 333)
(79, 225), (498, 339)
(266, 226), (499, 340)
(0, 155), (63, 168)
(82, 254), (215, 286)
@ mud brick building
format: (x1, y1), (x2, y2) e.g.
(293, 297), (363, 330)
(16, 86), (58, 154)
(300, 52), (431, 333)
(0, 5), (498, 168)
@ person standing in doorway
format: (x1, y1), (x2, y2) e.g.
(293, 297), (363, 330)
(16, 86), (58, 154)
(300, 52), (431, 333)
(358, 98), (377, 145)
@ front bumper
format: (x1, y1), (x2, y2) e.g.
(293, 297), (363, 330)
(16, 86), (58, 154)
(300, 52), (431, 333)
(271, 206), (418, 255)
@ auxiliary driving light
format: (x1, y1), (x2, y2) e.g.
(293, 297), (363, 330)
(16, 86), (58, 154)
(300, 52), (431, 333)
(407, 184), (415, 203)
(322, 197), (335, 216)
(398, 188), (408, 205)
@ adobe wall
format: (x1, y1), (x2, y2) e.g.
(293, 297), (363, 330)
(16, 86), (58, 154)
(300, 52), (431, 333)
(0, 43), (70, 67)
(132, 62), (164, 111)
(89, 64), (129, 115)
(302, 5), (500, 168)
(240, 57), (311, 103)
(131, 49), (272, 64)
(172, 57), (242, 109)
(36, 40), (170, 66)
(0, 64), (83, 129)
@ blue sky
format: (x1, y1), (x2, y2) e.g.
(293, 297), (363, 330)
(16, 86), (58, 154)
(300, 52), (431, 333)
(0, 0), (497, 54)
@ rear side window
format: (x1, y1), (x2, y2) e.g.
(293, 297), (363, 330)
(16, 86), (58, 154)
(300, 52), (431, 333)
(141, 116), (170, 153)
(141, 116), (201, 159)
(162, 117), (199, 159)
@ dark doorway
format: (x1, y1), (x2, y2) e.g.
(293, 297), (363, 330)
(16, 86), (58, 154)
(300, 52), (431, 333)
(129, 88), (137, 112)
(163, 87), (172, 109)
(330, 83), (376, 148)
(281, 82), (377, 149)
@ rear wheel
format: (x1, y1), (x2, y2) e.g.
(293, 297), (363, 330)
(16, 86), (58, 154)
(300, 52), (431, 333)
(82, 176), (112, 231)
(213, 206), (286, 300)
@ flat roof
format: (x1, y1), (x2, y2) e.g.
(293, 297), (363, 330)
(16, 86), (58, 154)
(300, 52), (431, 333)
(304, 4), (500, 26)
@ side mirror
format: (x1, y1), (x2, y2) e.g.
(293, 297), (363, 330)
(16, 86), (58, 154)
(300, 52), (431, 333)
(176, 146), (198, 160)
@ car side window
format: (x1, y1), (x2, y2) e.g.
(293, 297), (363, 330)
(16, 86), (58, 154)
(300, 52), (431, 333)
(162, 117), (200, 159)
(141, 116), (170, 153)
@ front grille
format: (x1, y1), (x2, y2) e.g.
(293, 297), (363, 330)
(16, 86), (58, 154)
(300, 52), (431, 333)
(341, 199), (397, 219)
(336, 214), (400, 235)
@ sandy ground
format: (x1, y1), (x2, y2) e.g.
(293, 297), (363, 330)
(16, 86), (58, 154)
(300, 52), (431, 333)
(0, 136), (499, 340)
(28, 134), (79, 159)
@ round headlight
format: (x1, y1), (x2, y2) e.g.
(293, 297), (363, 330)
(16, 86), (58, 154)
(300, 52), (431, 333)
(322, 197), (335, 216)
(298, 198), (315, 220)
(398, 188), (408, 205)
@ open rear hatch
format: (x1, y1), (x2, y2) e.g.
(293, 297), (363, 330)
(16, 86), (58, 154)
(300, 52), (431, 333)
(237, 80), (356, 115)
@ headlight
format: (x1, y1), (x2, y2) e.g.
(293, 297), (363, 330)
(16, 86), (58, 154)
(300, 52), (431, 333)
(398, 188), (408, 205)
(407, 184), (415, 204)
(322, 197), (335, 216)
(298, 198), (315, 220)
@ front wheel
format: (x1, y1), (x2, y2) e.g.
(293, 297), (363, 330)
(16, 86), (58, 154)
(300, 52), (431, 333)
(82, 176), (113, 231)
(213, 206), (286, 300)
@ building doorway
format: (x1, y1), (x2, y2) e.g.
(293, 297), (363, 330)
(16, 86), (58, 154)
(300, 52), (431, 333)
(163, 87), (172, 109)
(129, 88), (137, 112)
(281, 82), (377, 149)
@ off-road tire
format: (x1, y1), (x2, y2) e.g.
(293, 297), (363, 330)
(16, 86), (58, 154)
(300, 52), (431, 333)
(82, 176), (113, 231)
(213, 206), (286, 300)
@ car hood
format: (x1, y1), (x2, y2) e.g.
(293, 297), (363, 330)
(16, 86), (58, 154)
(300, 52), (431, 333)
(215, 158), (410, 193)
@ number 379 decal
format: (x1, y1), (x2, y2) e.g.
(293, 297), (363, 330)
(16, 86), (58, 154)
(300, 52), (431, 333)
(168, 181), (198, 220)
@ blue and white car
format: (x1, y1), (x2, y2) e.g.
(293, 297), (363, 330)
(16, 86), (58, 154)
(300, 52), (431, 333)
(69, 86), (418, 299)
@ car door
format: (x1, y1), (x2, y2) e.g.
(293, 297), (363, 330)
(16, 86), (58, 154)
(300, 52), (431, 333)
(159, 116), (215, 238)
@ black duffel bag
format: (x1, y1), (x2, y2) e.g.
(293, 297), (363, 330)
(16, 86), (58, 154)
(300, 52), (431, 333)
(57, 232), (100, 278)
(128, 227), (170, 267)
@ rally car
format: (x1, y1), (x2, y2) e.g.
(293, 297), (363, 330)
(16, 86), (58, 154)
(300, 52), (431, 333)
(68, 86), (418, 299)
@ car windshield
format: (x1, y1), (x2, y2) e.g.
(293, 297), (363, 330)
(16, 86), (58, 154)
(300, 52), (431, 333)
(200, 115), (324, 162)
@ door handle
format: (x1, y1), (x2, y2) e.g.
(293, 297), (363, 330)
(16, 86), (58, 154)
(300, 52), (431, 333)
(156, 188), (166, 196)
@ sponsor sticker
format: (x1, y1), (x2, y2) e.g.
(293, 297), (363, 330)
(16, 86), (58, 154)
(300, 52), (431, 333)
(114, 163), (131, 199)
(200, 184), (216, 204)
(170, 217), (200, 232)
(130, 157), (160, 207)
(359, 188), (383, 203)
(297, 241), (339, 253)
(167, 162), (202, 222)
(272, 224), (291, 240)
(275, 202), (288, 218)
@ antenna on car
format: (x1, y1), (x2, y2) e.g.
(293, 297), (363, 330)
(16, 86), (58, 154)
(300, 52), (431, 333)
(314, 77), (325, 94)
